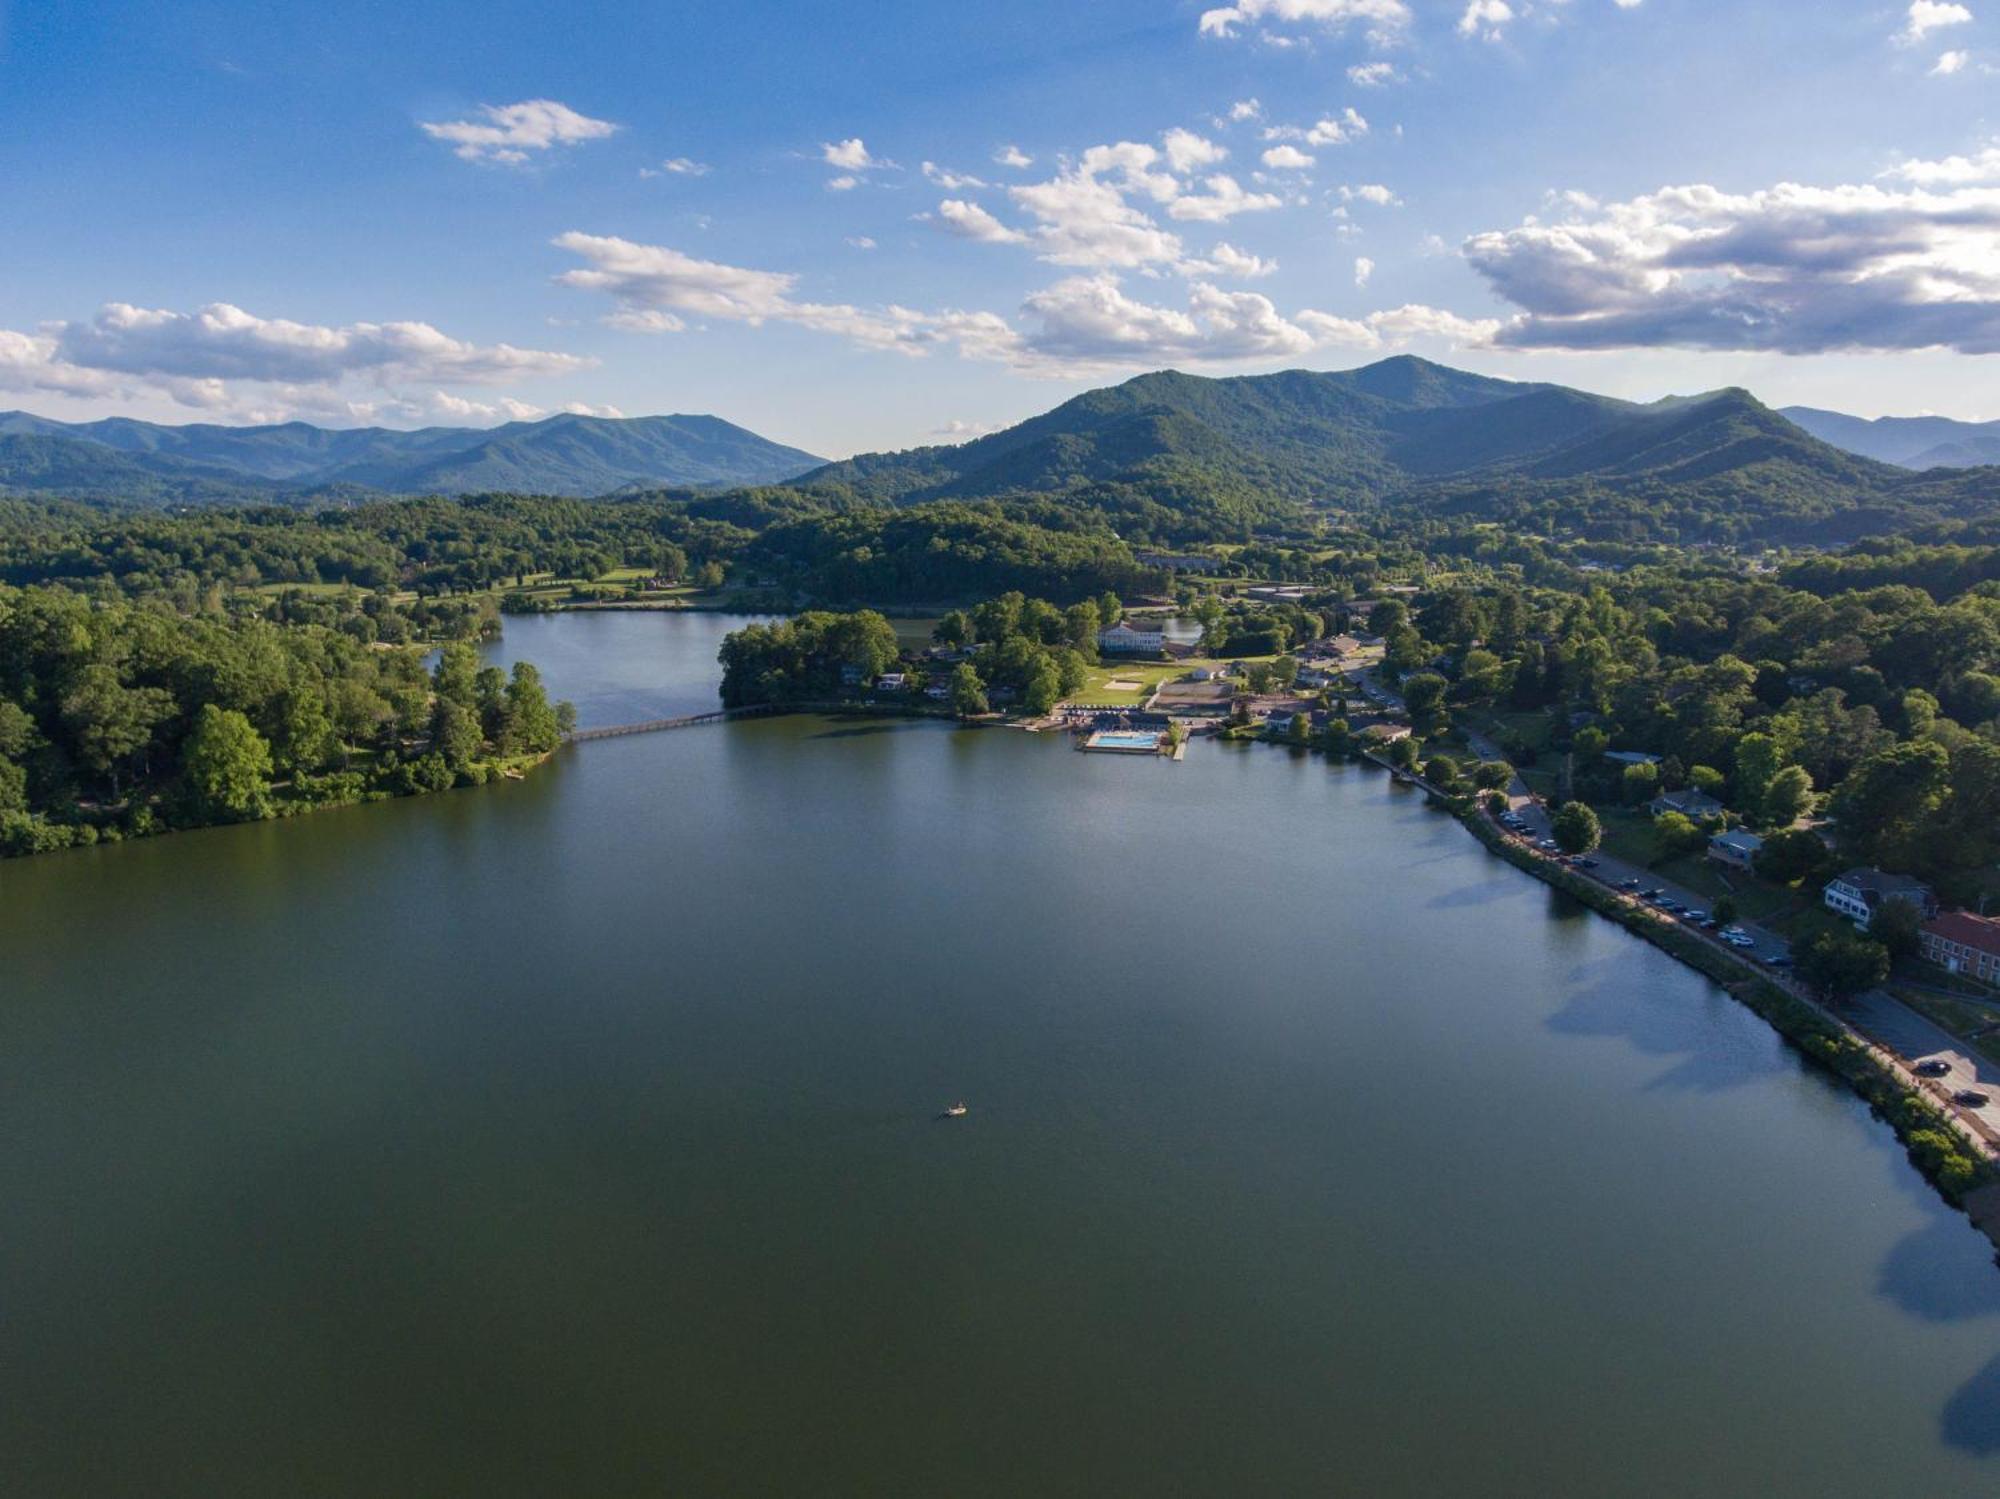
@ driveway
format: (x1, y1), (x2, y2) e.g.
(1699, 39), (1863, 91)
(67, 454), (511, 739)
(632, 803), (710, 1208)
(1846, 988), (2000, 1140)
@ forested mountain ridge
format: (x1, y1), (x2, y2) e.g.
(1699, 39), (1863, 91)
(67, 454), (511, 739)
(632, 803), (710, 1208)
(795, 359), (1999, 544)
(0, 410), (825, 499)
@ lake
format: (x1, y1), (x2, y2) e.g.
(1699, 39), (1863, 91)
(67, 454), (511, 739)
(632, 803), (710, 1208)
(3, 610), (1998, 1496)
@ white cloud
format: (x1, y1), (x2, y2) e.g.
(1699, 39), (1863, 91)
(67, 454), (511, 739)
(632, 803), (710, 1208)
(822, 138), (884, 171)
(923, 160), (989, 190)
(1166, 174), (1284, 222)
(932, 199), (1029, 243)
(1199, 0), (1412, 44)
(1355, 256), (1376, 286)
(1881, 143), (2000, 183)
(826, 175), (860, 192)
(1179, 242), (1279, 278)
(1341, 182), (1402, 206)
(1898, 2), (1974, 46)
(1458, 0), (1515, 41)
(1932, 48), (1970, 73)
(1008, 149), (1188, 268)
(1162, 128), (1229, 174)
(0, 302), (587, 422)
(1347, 62), (1402, 86)
(1229, 99), (1265, 121)
(420, 99), (618, 166)
(933, 417), (1005, 440)
(1262, 145), (1315, 170)
(847, 236), (878, 250)
(661, 156), (709, 176)
(1268, 109), (1370, 148)
(1462, 177), (2000, 354)
(994, 144), (1033, 169)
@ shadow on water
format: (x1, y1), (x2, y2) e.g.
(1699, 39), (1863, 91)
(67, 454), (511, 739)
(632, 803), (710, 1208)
(1544, 960), (1787, 1094)
(807, 720), (927, 741)
(1877, 1213), (2000, 1323)
(1942, 1355), (2000, 1455)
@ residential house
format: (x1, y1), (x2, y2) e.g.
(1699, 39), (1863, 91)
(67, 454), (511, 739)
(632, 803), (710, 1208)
(1605, 751), (1663, 768)
(1191, 665), (1231, 682)
(1823, 868), (1939, 928)
(1920, 913), (2000, 985)
(875, 672), (908, 692)
(1098, 619), (1166, 654)
(925, 682), (951, 701)
(1649, 787), (1726, 820)
(1707, 829), (1764, 869)
(839, 663), (868, 687)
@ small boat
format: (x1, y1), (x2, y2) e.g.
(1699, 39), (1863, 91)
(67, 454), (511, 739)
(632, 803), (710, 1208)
(940, 1102), (969, 1119)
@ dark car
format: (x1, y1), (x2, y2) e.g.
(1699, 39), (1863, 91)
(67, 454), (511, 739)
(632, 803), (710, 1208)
(1619, 878), (1641, 891)
(1575, 857), (1599, 869)
(1916, 1060), (1952, 1077)
(1701, 918), (1721, 931)
(1954, 1090), (1990, 1108)
(1764, 954), (1792, 969)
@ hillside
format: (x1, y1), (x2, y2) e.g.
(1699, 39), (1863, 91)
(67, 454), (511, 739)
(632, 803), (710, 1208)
(796, 358), (1980, 543)
(1782, 407), (2000, 470)
(0, 410), (825, 501)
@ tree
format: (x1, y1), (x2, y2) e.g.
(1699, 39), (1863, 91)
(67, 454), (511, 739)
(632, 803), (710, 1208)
(1761, 764), (1814, 827)
(1755, 827), (1833, 886)
(934, 610), (973, 649)
(273, 685), (335, 777)
(432, 642), (480, 709)
(1483, 789), (1509, 817)
(1828, 740), (1949, 870)
(1288, 712), (1311, 746)
(1553, 801), (1602, 855)
(948, 663), (989, 718)
(1733, 731), (1784, 813)
(1388, 735), (1420, 770)
(1711, 895), (1738, 926)
(1870, 896), (1925, 959)
(1424, 753), (1461, 786)
(431, 696), (483, 769)
(1472, 761), (1513, 791)
(1795, 930), (1890, 1005)
(1653, 811), (1706, 859)
(1689, 764), (1726, 798)
(1022, 657), (1062, 716)
(60, 665), (173, 799)
(182, 704), (273, 821)
(1621, 760), (1661, 805)
(501, 662), (563, 753)
(1402, 672), (1448, 725)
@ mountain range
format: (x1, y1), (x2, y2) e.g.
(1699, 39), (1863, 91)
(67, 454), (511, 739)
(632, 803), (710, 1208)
(0, 410), (825, 501)
(3, 359), (1994, 546)
(795, 358), (1996, 543)
(1779, 407), (2000, 471)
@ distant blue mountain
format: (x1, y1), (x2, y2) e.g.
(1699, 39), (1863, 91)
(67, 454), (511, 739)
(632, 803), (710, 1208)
(0, 410), (825, 501)
(1780, 407), (2000, 471)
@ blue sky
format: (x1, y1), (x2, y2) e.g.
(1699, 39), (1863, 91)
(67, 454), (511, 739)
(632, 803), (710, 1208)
(2, 0), (1997, 456)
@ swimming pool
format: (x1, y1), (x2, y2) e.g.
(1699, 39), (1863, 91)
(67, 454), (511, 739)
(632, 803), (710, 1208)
(1085, 730), (1162, 752)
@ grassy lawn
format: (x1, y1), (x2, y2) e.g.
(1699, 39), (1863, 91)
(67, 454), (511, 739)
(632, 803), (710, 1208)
(1076, 659), (1211, 705)
(1894, 986), (2000, 1066)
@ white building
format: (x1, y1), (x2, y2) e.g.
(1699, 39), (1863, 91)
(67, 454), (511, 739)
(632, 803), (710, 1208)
(1823, 868), (1937, 929)
(1098, 619), (1165, 654)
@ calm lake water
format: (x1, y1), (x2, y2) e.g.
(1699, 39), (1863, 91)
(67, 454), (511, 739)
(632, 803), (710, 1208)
(4, 610), (1999, 1496)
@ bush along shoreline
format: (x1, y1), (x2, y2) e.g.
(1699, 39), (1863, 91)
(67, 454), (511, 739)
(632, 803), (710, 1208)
(1456, 802), (1995, 1222)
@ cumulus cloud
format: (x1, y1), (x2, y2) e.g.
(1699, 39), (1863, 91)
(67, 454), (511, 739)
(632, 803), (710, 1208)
(1179, 242), (1279, 278)
(924, 161), (989, 190)
(555, 230), (1483, 377)
(1269, 110), (1370, 148)
(822, 138), (885, 171)
(0, 302), (587, 422)
(1458, 0), (1515, 40)
(1347, 61), (1403, 86)
(1932, 48), (1970, 73)
(1166, 174), (1283, 222)
(932, 199), (1030, 243)
(1462, 178), (2000, 354)
(1898, 2), (1974, 46)
(1199, 0), (1412, 44)
(420, 99), (618, 166)
(1881, 143), (2000, 184)
(1162, 128), (1229, 174)
(1229, 99), (1265, 121)
(1341, 182), (1402, 206)
(1262, 145), (1315, 170)
(1355, 256), (1376, 286)
(994, 144), (1033, 169)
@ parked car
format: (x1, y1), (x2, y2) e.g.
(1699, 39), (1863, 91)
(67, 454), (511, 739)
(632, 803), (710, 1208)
(1575, 857), (1599, 869)
(1619, 878), (1641, 892)
(1681, 910), (1706, 923)
(1954, 1090), (1989, 1108)
(1701, 919), (1721, 931)
(1916, 1059), (1952, 1078)
(1764, 955), (1792, 969)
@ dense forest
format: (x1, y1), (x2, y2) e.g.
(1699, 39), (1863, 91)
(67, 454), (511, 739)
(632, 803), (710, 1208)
(0, 585), (572, 856)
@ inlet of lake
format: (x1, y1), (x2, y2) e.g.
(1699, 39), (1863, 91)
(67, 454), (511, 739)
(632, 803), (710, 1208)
(5, 609), (2000, 1496)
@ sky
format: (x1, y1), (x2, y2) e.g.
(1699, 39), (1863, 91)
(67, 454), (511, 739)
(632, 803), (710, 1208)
(2, 0), (1998, 457)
